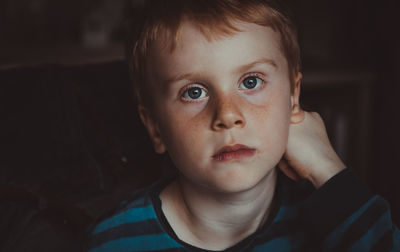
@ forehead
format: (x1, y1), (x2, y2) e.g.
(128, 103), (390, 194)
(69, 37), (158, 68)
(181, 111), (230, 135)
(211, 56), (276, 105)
(146, 20), (287, 85)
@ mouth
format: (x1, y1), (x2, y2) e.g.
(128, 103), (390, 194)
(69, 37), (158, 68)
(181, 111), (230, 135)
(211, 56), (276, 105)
(212, 144), (256, 162)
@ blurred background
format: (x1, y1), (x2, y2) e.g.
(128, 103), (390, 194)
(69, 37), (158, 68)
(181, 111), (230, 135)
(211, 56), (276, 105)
(1, 0), (399, 249)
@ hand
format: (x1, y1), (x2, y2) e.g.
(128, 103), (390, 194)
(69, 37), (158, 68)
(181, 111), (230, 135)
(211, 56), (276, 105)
(279, 111), (346, 188)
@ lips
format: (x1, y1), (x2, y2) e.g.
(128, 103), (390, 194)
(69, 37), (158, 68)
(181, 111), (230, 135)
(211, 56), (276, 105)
(212, 144), (256, 162)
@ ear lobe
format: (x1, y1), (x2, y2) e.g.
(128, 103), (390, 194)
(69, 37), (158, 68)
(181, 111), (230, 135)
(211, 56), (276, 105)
(290, 73), (305, 124)
(138, 105), (166, 154)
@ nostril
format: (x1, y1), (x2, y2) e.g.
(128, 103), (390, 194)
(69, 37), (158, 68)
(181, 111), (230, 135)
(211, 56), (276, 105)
(213, 115), (245, 130)
(234, 120), (243, 125)
(217, 122), (225, 128)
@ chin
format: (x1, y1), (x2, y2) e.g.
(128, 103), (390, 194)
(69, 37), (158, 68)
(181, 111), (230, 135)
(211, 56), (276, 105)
(206, 165), (277, 194)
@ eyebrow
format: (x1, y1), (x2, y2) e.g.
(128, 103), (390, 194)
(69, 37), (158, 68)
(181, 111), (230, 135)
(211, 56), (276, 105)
(164, 57), (277, 88)
(236, 57), (278, 74)
(164, 72), (197, 87)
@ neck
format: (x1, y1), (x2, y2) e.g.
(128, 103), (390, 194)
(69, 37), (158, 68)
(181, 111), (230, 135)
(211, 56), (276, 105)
(160, 169), (277, 250)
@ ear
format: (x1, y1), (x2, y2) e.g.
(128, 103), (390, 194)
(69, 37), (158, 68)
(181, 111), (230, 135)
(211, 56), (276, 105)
(138, 105), (167, 154)
(290, 72), (304, 124)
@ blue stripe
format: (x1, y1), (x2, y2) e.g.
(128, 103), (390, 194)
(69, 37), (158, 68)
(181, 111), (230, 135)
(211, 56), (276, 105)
(273, 205), (298, 222)
(390, 226), (400, 252)
(88, 234), (183, 252)
(252, 237), (295, 252)
(349, 210), (392, 251)
(323, 196), (378, 251)
(93, 205), (156, 234)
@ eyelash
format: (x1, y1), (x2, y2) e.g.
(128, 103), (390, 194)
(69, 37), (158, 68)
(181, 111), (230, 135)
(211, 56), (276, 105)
(179, 72), (267, 102)
(239, 73), (266, 92)
(180, 83), (208, 102)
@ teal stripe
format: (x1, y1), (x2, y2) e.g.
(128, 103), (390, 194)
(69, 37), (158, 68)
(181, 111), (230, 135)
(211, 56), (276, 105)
(88, 234), (183, 252)
(392, 227), (400, 251)
(323, 196), (378, 251)
(349, 210), (391, 251)
(93, 205), (156, 234)
(252, 237), (294, 252)
(273, 205), (298, 222)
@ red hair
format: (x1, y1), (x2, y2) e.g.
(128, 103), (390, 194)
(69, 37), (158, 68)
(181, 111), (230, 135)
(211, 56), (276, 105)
(126, 0), (301, 106)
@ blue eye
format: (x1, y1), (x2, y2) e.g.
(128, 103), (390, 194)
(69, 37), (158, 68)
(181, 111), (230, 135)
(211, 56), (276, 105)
(182, 86), (207, 100)
(240, 76), (263, 90)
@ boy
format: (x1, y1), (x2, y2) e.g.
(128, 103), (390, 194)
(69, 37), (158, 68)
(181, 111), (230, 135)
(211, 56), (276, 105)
(86, 0), (400, 251)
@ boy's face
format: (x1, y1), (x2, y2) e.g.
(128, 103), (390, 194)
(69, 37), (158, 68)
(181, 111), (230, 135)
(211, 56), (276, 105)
(140, 21), (302, 193)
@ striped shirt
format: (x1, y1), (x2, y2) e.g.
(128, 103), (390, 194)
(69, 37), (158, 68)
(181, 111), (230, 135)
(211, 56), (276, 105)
(86, 169), (400, 251)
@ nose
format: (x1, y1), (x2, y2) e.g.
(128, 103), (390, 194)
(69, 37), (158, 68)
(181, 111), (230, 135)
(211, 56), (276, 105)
(211, 95), (246, 131)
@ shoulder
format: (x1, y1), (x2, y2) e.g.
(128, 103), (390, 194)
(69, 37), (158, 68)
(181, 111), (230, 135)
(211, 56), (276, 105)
(85, 186), (155, 245)
(91, 186), (155, 234)
(85, 179), (183, 251)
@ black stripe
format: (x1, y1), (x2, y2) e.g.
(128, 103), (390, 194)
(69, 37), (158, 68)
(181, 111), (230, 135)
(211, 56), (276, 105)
(88, 218), (164, 249)
(153, 220), (302, 252)
(299, 168), (374, 240)
(370, 229), (394, 252)
(333, 199), (388, 251)
(277, 171), (315, 206)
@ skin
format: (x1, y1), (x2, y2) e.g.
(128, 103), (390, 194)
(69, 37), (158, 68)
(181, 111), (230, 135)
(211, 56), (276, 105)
(139, 20), (345, 250)
(279, 111), (346, 188)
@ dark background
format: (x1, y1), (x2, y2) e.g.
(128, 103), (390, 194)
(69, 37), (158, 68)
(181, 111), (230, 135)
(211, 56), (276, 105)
(1, 0), (399, 248)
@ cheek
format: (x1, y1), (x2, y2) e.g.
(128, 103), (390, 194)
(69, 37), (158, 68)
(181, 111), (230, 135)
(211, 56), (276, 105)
(249, 84), (292, 123)
(250, 88), (292, 152)
(160, 122), (211, 178)
(243, 76), (292, 107)
(158, 109), (208, 160)
(243, 88), (270, 106)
